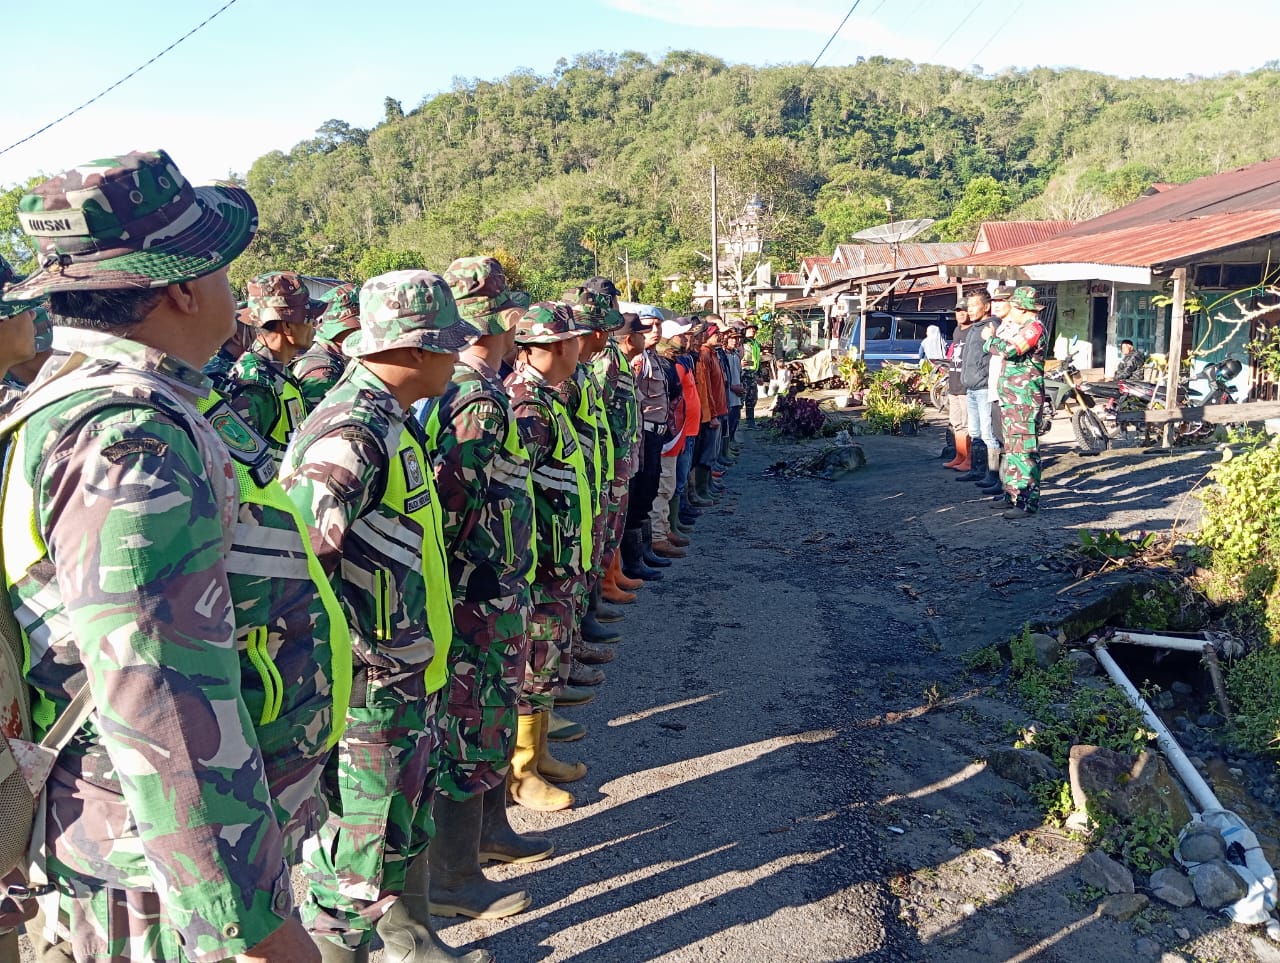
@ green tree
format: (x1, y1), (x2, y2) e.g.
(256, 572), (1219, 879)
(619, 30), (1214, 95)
(0, 179), (40, 274)
(940, 175), (1013, 241)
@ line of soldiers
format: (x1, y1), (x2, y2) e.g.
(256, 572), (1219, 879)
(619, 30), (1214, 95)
(0, 148), (740, 963)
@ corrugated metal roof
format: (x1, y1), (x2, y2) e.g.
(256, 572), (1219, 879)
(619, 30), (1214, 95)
(949, 209), (1280, 272)
(974, 220), (1076, 253)
(1062, 156), (1280, 238)
(801, 255), (833, 271)
(776, 272), (802, 286)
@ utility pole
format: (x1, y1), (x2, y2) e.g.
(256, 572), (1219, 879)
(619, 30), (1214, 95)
(622, 247), (631, 300)
(710, 165), (720, 316)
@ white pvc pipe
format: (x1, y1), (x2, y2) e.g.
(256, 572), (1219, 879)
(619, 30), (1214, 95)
(1111, 630), (1211, 653)
(1093, 643), (1222, 813)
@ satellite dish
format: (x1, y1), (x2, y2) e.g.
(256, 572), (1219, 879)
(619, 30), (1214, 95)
(850, 218), (935, 244)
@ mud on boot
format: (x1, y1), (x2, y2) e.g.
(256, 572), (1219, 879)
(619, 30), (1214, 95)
(425, 797), (531, 920)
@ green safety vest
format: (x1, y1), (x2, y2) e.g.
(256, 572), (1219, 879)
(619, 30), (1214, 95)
(383, 419), (455, 694)
(421, 384), (538, 585)
(573, 369), (613, 505)
(530, 394), (592, 575)
(196, 393), (351, 745)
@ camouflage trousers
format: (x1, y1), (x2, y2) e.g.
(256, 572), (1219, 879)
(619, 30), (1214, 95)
(521, 577), (582, 713)
(435, 600), (531, 802)
(302, 689), (441, 949)
(31, 718), (329, 962)
(600, 471), (630, 573)
(999, 402), (1041, 507)
(742, 369), (758, 422)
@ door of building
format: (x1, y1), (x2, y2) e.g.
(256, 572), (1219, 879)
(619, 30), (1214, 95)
(1090, 296), (1109, 370)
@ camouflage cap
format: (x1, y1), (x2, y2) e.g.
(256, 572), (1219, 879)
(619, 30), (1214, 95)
(0, 254), (43, 320)
(245, 271), (319, 327)
(583, 276), (621, 300)
(442, 256), (518, 336)
(315, 282), (362, 341)
(514, 301), (582, 345)
(1010, 285), (1043, 311)
(31, 304), (52, 352)
(509, 290), (532, 310)
(3, 149), (257, 299)
(345, 270), (475, 358)
(570, 287), (624, 332)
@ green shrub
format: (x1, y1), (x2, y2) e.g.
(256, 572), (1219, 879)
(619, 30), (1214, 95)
(1198, 438), (1280, 578)
(1225, 643), (1280, 757)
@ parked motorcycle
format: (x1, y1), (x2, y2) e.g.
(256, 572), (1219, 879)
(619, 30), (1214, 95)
(1072, 357), (1243, 452)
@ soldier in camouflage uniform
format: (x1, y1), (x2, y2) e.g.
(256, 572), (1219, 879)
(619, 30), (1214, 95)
(228, 270), (319, 468)
(559, 286), (625, 689)
(415, 257), (549, 922)
(291, 282), (361, 408)
(985, 285), (1047, 519)
(0, 255), (42, 414)
(203, 312), (256, 392)
(503, 303), (592, 812)
(280, 270), (490, 963)
(741, 322), (762, 428)
(1, 149), (339, 963)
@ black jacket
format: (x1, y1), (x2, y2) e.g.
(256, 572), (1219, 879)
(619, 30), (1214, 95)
(961, 321), (991, 391)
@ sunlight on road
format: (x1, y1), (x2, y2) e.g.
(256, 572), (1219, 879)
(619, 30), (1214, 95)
(876, 760), (987, 805)
(607, 692), (726, 726)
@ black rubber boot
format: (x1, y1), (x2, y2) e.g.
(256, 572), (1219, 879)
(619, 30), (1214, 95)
(955, 440), (987, 482)
(581, 587), (622, 644)
(975, 448), (1002, 491)
(640, 520), (672, 568)
(426, 796), (531, 920)
(940, 427), (956, 461)
(479, 780), (554, 864)
(592, 583), (625, 623)
(376, 894), (494, 963)
(621, 528), (660, 580)
(679, 490), (701, 522)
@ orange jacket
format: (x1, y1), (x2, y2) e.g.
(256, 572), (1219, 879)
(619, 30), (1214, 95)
(699, 344), (729, 419)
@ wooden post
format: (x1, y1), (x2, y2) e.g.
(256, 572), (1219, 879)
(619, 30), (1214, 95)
(710, 166), (720, 316)
(1162, 267), (1187, 448)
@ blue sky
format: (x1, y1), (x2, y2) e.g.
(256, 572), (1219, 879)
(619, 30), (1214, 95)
(3, 0), (1277, 187)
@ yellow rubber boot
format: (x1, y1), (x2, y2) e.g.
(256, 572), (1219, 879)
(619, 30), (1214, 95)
(535, 709), (587, 784)
(509, 712), (574, 811)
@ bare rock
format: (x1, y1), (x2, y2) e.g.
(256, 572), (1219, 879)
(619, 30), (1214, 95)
(1030, 632), (1060, 668)
(1066, 649), (1099, 676)
(1149, 866), (1196, 908)
(1190, 859), (1248, 909)
(1249, 935), (1280, 963)
(1100, 892), (1149, 920)
(987, 747), (1060, 789)
(1178, 825), (1226, 864)
(1069, 745), (1192, 826)
(1079, 849), (1135, 894)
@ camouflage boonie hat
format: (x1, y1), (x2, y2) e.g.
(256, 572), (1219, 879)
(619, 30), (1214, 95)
(583, 276), (621, 300)
(1010, 285), (1043, 311)
(570, 287), (624, 332)
(442, 256), (519, 336)
(514, 301), (582, 344)
(510, 290), (531, 310)
(346, 270), (475, 358)
(0, 254), (43, 320)
(245, 271), (319, 327)
(316, 282), (361, 341)
(4, 149), (257, 299)
(31, 305), (52, 352)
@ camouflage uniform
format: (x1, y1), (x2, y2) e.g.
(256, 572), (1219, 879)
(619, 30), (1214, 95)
(986, 286), (1048, 511)
(280, 270), (474, 949)
(291, 282), (361, 408)
(0, 256), (43, 414)
(594, 336), (639, 561)
(0, 151), (344, 962)
(503, 304), (591, 711)
(203, 320), (256, 393)
(423, 257), (533, 801)
(228, 272), (317, 468)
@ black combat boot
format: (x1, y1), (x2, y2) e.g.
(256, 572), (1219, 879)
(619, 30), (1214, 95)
(478, 779), (554, 864)
(640, 520), (672, 568)
(426, 796), (530, 920)
(621, 528), (661, 580)
(955, 440), (987, 482)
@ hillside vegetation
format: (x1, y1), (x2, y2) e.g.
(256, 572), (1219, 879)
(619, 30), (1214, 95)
(7, 53), (1280, 303)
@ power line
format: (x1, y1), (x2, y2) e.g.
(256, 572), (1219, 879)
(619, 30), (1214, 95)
(930, 0), (985, 62)
(810, 0), (866, 70)
(967, 0), (1028, 69)
(0, 0), (244, 158)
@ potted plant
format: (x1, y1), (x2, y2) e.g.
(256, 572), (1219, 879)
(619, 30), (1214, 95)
(899, 401), (926, 435)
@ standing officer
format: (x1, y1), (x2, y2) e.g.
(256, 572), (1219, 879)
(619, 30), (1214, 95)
(503, 303), (591, 811)
(0, 255), (41, 413)
(741, 321), (762, 429)
(292, 281), (361, 408)
(985, 286), (1047, 518)
(281, 271), (489, 963)
(1, 149), (329, 962)
(231, 270), (318, 467)
(416, 256), (551, 922)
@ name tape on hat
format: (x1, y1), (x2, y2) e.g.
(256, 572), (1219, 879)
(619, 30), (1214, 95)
(19, 210), (91, 237)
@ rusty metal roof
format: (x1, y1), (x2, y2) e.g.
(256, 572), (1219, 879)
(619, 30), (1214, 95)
(776, 272), (802, 286)
(831, 243), (973, 277)
(950, 210), (1280, 274)
(949, 157), (1280, 280)
(974, 220), (1076, 253)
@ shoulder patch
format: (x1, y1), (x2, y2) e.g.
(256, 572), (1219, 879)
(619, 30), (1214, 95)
(209, 404), (265, 457)
(401, 448), (426, 491)
(101, 437), (169, 462)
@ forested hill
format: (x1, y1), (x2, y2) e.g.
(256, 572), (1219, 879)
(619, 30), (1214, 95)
(233, 51), (1280, 303)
